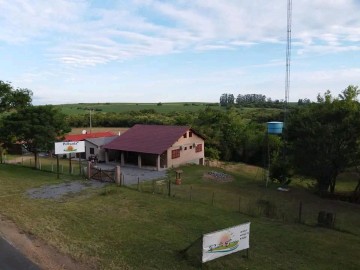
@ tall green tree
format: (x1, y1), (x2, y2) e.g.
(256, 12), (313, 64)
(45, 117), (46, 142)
(0, 105), (71, 168)
(287, 86), (360, 193)
(0, 81), (33, 162)
(0, 80), (32, 112)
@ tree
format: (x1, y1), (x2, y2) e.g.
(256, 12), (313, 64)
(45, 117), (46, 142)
(0, 80), (32, 112)
(0, 105), (71, 168)
(0, 81), (33, 162)
(220, 93), (228, 106)
(227, 94), (235, 105)
(193, 107), (264, 163)
(287, 87), (360, 193)
(339, 85), (359, 101)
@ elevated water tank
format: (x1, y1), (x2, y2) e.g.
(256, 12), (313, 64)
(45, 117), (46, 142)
(267, 121), (283, 134)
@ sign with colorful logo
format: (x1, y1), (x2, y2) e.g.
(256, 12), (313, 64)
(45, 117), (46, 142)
(55, 141), (85, 155)
(202, 222), (250, 263)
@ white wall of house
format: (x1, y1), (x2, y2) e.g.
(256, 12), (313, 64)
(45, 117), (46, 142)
(85, 141), (99, 160)
(166, 130), (204, 168)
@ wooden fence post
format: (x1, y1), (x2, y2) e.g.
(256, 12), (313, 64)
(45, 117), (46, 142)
(57, 155), (60, 179)
(298, 201), (303, 224)
(87, 162), (91, 180)
(168, 178), (171, 197)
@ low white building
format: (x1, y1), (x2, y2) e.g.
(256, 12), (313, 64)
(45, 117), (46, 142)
(84, 136), (118, 162)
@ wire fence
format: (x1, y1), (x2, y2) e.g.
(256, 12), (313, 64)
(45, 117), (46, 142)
(2, 156), (86, 176)
(125, 178), (358, 234)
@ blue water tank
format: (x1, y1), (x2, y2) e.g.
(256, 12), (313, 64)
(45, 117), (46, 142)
(267, 121), (283, 134)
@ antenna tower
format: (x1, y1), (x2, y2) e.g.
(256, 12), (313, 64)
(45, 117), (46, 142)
(284, 0), (292, 123)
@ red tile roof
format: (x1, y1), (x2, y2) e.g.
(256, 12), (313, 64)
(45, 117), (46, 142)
(104, 124), (203, 155)
(64, 131), (116, 142)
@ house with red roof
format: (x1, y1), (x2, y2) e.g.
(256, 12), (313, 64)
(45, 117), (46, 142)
(104, 124), (205, 170)
(63, 131), (118, 159)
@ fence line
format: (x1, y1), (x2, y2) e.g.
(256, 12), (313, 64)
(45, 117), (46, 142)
(128, 178), (347, 230)
(1, 159), (350, 232)
(1, 157), (86, 177)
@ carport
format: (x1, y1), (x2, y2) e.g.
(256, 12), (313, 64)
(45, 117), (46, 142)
(104, 150), (167, 171)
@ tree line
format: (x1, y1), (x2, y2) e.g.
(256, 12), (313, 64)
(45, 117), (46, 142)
(220, 93), (286, 108)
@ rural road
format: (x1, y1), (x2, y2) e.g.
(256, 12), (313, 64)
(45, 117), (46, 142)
(0, 236), (40, 270)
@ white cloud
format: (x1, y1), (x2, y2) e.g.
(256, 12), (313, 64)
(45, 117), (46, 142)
(1, 0), (359, 67)
(0, 0), (86, 43)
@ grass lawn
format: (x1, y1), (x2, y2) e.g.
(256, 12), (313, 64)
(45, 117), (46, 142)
(0, 164), (359, 269)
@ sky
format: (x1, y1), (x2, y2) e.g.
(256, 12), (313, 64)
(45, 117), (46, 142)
(0, 0), (359, 105)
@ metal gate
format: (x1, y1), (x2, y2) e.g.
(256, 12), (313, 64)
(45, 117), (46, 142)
(90, 166), (115, 182)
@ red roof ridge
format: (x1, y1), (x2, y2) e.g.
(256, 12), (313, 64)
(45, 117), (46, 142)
(64, 131), (116, 141)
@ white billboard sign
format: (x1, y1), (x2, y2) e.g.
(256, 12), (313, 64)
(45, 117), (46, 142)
(202, 222), (250, 263)
(55, 141), (85, 155)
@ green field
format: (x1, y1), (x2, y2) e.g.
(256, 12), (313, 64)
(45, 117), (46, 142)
(56, 102), (219, 115)
(0, 163), (359, 269)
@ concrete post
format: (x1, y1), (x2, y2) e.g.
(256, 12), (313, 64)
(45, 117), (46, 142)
(121, 152), (125, 166)
(138, 154), (142, 168)
(157, 155), (161, 171)
(115, 165), (121, 186)
(87, 161), (91, 180)
(105, 150), (109, 163)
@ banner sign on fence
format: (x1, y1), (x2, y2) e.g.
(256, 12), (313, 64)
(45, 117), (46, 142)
(202, 222), (250, 263)
(55, 141), (85, 155)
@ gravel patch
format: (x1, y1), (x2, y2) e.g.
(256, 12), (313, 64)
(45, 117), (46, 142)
(26, 180), (107, 199)
(205, 171), (233, 182)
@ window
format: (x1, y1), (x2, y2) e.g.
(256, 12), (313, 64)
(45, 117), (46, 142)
(190, 146), (193, 149)
(172, 149), (180, 159)
(195, 144), (202, 153)
(183, 132), (187, 138)
(189, 131), (193, 137)
(184, 147), (187, 150)
(90, 147), (95, 154)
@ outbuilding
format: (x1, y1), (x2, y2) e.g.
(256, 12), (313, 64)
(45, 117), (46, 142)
(63, 131), (118, 159)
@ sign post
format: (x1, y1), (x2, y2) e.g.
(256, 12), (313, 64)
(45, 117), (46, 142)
(55, 141), (85, 178)
(202, 222), (250, 264)
(56, 155), (60, 179)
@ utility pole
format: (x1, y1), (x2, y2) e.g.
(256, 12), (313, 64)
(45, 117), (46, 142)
(89, 109), (92, 134)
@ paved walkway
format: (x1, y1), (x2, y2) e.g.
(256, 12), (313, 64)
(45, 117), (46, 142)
(0, 236), (40, 270)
